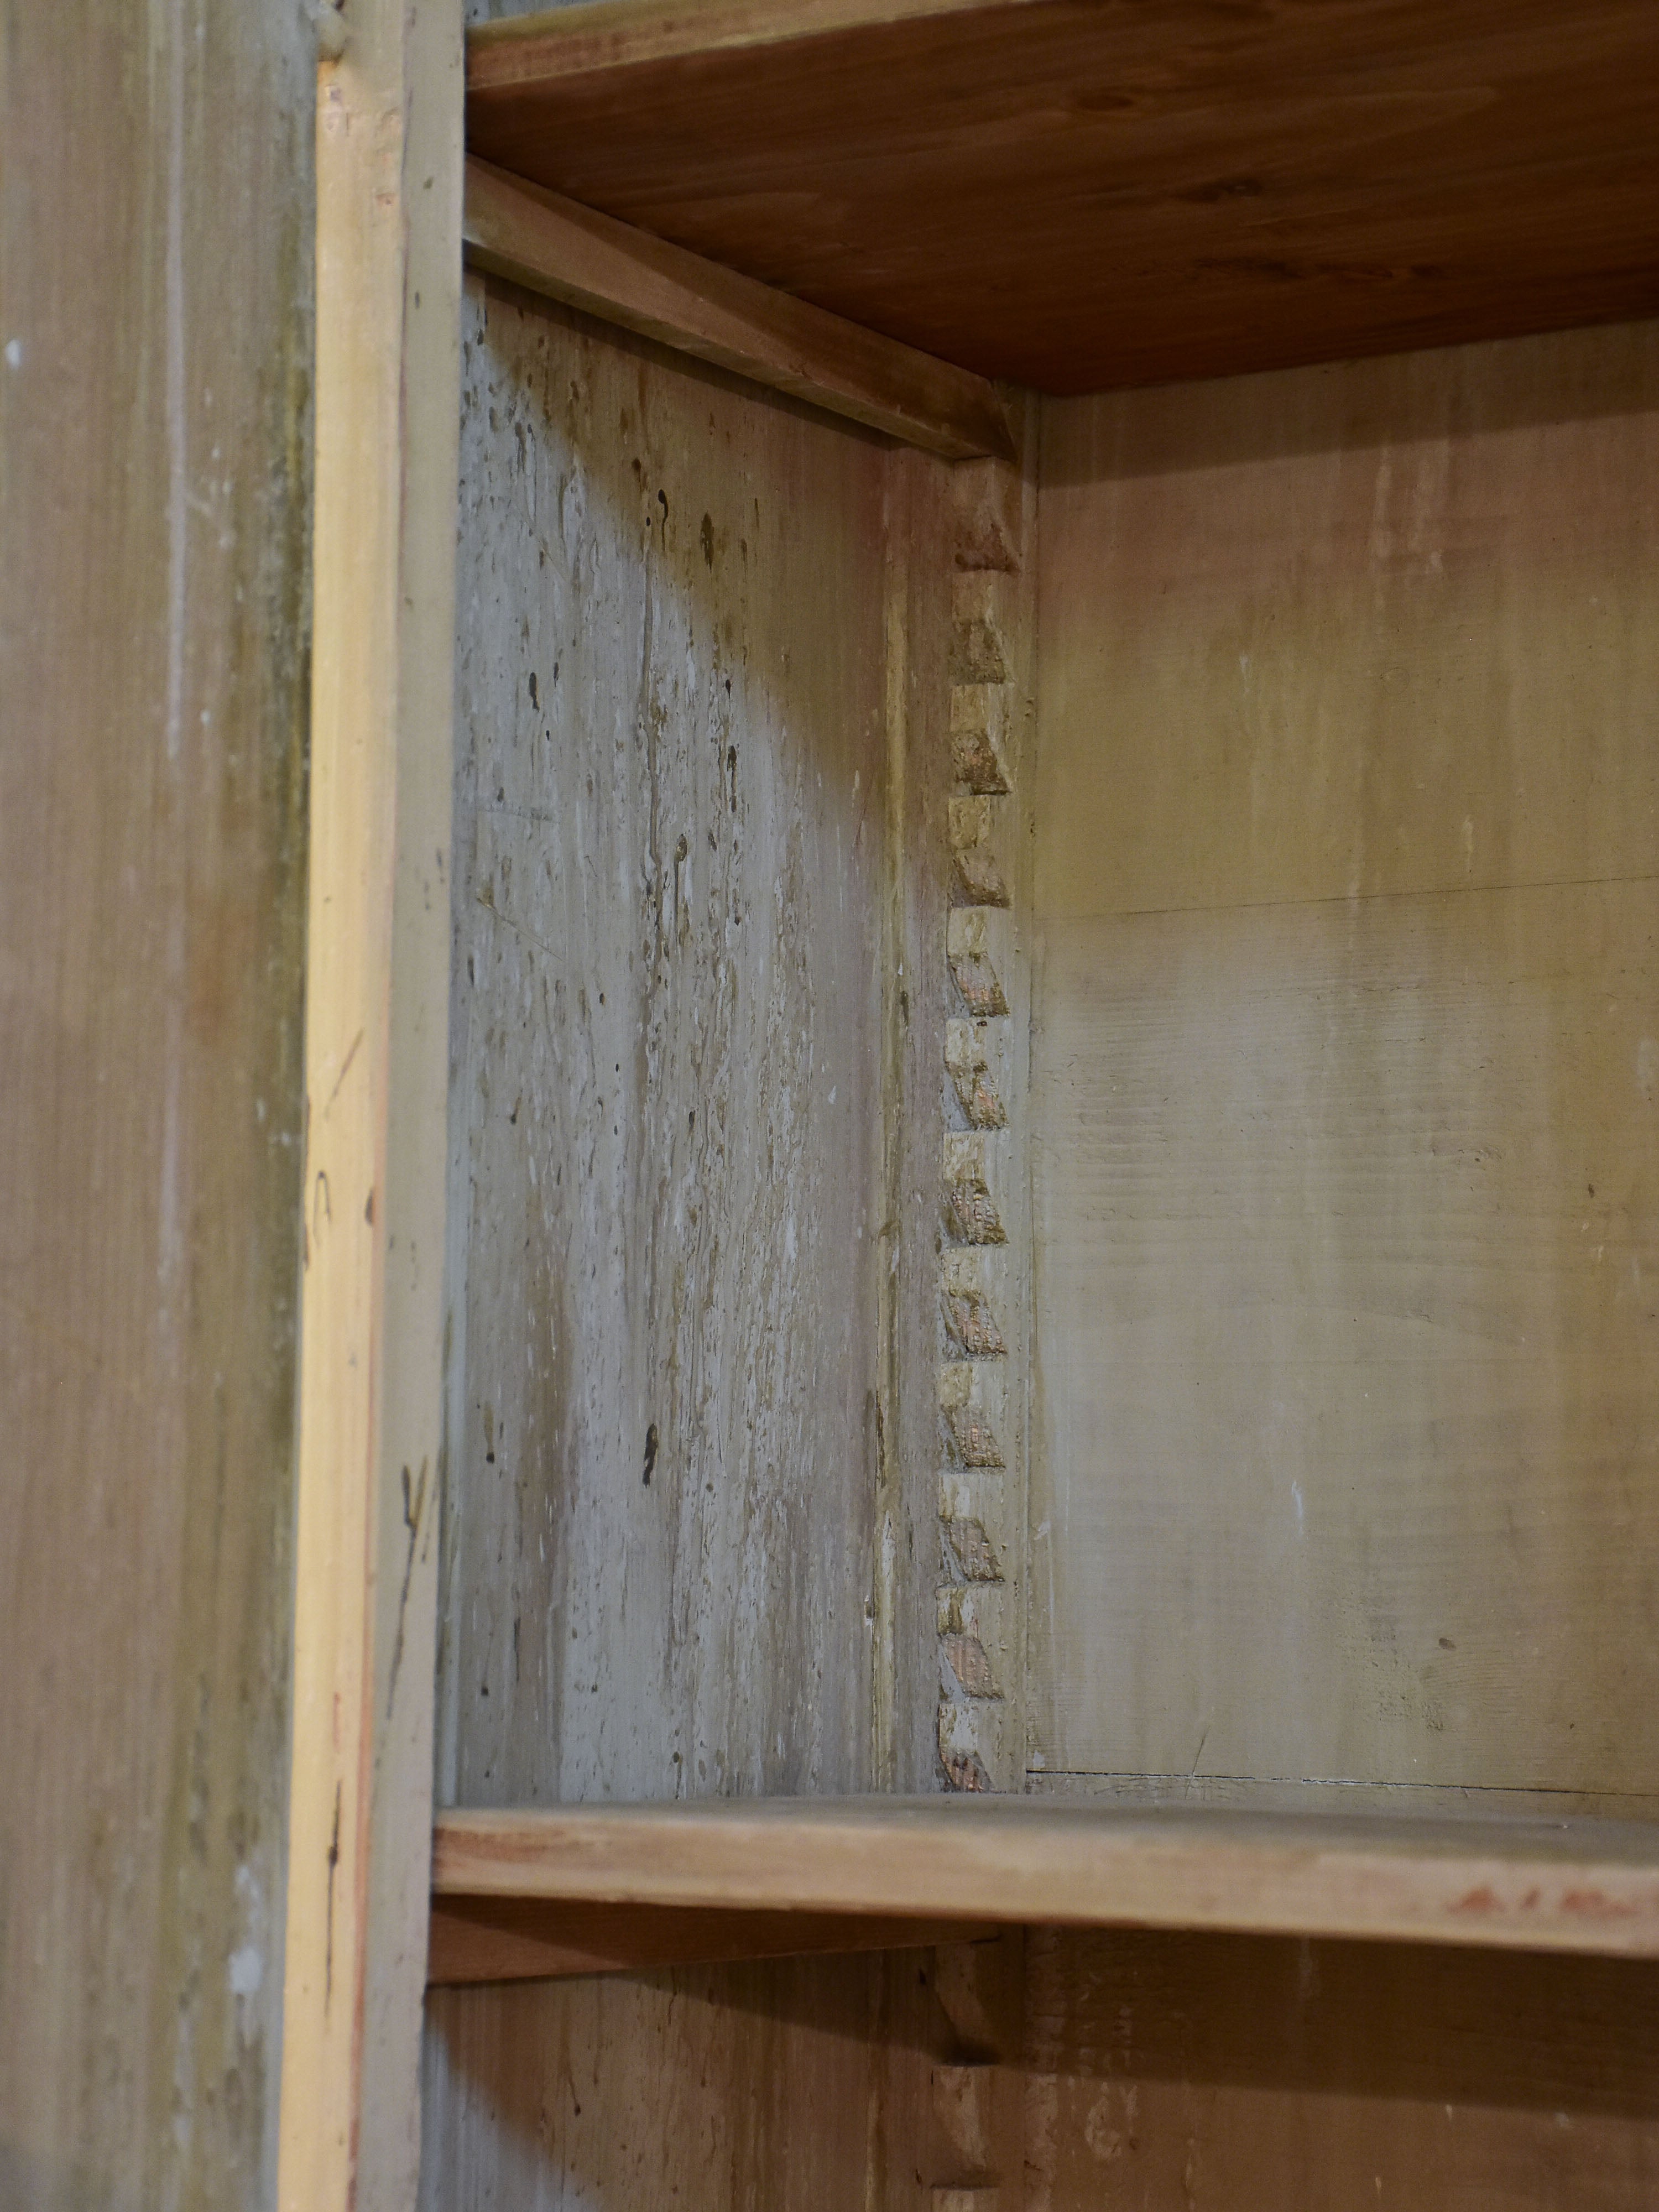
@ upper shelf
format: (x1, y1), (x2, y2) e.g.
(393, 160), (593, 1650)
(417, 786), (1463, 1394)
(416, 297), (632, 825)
(468, 0), (1659, 394)
(430, 1796), (1659, 1984)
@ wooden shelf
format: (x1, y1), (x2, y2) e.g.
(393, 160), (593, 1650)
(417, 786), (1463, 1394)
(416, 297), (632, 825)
(467, 0), (1659, 394)
(430, 1797), (1659, 1985)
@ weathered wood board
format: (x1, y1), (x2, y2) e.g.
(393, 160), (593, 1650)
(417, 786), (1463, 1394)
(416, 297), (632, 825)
(422, 1939), (999, 2211)
(426, 1921), (1659, 2210)
(1029, 320), (1659, 1805)
(277, 6), (465, 2208)
(438, 269), (924, 1807)
(0, 5), (314, 2209)
(1023, 1927), (1659, 2209)
(425, 259), (1016, 2201)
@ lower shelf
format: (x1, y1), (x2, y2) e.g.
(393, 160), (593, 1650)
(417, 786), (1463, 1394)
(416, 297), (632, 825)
(429, 1796), (1659, 1986)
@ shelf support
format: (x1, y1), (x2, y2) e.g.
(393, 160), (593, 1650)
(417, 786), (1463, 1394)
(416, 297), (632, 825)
(462, 156), (1015, 463)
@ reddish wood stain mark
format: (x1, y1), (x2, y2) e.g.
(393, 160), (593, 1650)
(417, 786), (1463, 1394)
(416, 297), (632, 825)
(1453, 1885), (1502, 1914)
(1561, 1888), (1641, 1921)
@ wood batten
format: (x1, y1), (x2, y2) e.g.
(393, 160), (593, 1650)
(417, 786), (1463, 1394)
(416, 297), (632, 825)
(429, 1897), (988, 1984)
(431, 1801), (1659, 1966)
(463, 158), (1014, 462)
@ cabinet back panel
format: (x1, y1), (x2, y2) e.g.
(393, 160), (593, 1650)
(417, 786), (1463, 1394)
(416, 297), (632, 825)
(439, 274), (891, 1807)
(1025, 1927), (1659, 2210)
(422, 1948), (942, 2212)
(1030, 322), (1659, 1798)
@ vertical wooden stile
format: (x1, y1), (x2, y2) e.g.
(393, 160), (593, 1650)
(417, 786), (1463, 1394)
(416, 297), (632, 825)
(278, 3), (462, 2208)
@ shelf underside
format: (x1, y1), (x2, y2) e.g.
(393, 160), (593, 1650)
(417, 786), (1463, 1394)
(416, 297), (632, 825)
(468, 0), (1659, 393)
(430, 1797), (1659, 1985)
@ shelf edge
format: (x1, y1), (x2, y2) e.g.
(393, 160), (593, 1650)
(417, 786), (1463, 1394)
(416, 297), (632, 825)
(432, 1802), (1659, 1961)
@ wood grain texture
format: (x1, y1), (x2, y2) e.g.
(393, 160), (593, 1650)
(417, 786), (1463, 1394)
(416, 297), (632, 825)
(470, 0), (1042, 76)
(466, 0), (1659, 392)
(1029, 322), (1659, 1805)
(882, 444), (1013, 1794)
(1034, 882), (1659, 1794)
(1036, 321), (1659, 922)
(1026, 1770), (1659, 1824)
(432, 1798), (1659, 1959)
(464, 158), (1013, 461)
(276, 7), (463, 2210)
(875, 445), (956, 1791)
(1022, 1926), (1659, 2209)
(421, 1944), (956, 2211)
(0, 6), (312, 2209)
(437, 274), (899, 1809)
(429, 1896), (985, 1981)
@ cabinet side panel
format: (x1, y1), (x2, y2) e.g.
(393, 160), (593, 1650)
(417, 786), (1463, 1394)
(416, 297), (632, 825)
(0, 7), (312, 2210)
(439, 278), (890, 1806)
(1029, 320), (1659, 1800)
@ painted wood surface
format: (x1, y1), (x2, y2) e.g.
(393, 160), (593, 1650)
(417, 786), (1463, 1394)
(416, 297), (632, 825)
(1029, 321), (1659, 1807)
(275, 6), (464, 2210)
(466, 0), (1659, 392)
(0, 4), (314, 2208)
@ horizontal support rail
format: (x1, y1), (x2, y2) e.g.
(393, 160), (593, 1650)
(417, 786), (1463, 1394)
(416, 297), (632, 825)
(462, 157), (1015, 463)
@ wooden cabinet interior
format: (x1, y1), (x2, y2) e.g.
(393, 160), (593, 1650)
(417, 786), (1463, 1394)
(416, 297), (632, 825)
(408, 4), (1659, 2204)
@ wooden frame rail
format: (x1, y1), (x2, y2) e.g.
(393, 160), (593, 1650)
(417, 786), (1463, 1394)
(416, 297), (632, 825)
(462, 157), (1015, 462)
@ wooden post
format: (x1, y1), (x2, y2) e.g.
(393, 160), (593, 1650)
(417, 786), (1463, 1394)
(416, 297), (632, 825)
(277, 3), (462, 2207)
